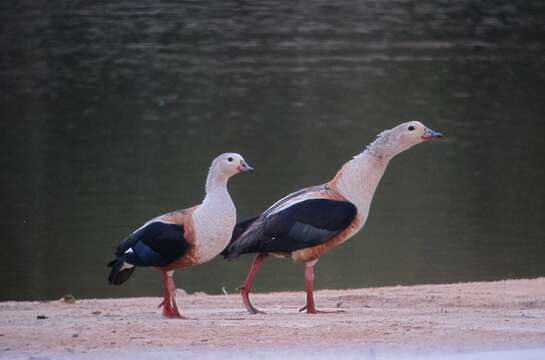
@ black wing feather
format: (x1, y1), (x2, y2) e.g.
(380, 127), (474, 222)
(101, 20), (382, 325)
(224, 199), (357, 259)
(113, 222), (189, 267)
(221, 216), (259, 256)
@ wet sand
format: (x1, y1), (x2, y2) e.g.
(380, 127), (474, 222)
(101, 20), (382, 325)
(2, 278), (545, 359)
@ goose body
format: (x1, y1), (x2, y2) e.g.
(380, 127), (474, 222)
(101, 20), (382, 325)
(223, 121), (443, 314)
(107, 153), (253, 319)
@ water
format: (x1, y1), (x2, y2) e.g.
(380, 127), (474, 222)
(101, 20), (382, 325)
(1, 1), (545, 301)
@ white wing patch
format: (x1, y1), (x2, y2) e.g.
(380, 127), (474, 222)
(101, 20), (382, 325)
(265, 192), (322, 217)
(120, 262), (134, 271)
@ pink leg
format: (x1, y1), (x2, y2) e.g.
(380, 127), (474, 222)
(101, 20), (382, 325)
(238, 253), (268, 314)
(159, 272), (187, 319)
(299, 262), (344, 314)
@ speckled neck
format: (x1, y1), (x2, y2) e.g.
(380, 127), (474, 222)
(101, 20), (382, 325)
(364, 131), (399, 160)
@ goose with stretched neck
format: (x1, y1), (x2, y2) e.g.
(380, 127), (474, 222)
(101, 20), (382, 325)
(107, 153), (253, 319)
(222, 122), (443, 314)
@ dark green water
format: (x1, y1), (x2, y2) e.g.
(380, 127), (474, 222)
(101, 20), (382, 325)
(1, 1), (545, 301)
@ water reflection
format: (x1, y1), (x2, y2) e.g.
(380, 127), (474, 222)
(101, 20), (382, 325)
(1, 1), (544, 300)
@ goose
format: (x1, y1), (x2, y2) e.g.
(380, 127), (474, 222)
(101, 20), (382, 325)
(107, 153), (253, 319)
(222, 122), (442, 314)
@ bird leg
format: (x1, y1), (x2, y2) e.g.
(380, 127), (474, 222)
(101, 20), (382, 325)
(238, 253), (268, 314)
(160, 271), (187, 319)
(299, 262), (344, 314)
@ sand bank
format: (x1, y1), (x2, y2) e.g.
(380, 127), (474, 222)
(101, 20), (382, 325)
(2, 278), (545, 359)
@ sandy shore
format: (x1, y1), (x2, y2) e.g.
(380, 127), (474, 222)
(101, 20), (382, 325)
(2, 278), (545, 359)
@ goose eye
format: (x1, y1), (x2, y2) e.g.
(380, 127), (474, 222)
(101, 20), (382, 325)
(227, 157), (233, 162)
(408, 125), (415, 131)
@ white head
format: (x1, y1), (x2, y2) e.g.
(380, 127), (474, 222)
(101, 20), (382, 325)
(368, 121), (443, 158)
(208, 152), (254, 179)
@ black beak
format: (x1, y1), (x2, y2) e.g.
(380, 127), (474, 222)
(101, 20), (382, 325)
(421, 128), (443, 141)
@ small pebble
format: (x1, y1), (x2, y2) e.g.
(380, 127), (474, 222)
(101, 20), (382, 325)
(62, 294), (76, 304)
(72, 334), (79, 338)
(91, 311), (101, 315)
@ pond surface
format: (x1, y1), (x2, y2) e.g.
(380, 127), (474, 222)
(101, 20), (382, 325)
(1, 1), (545, 300)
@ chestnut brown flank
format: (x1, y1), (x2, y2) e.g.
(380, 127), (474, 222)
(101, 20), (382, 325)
(156, 206), (200, 271)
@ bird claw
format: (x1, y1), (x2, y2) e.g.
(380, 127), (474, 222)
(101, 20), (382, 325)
(162, 310), (188, 319)
(243, 298), (266, 314)
(240, 287), (265, 314)
(247, 307), (266, 315)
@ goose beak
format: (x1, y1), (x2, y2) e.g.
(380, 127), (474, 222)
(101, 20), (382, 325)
(421, 128), (443, 141)
(238, 160), (254, 173)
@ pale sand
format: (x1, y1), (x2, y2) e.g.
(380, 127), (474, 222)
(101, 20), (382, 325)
(1, 278), (545, 359)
